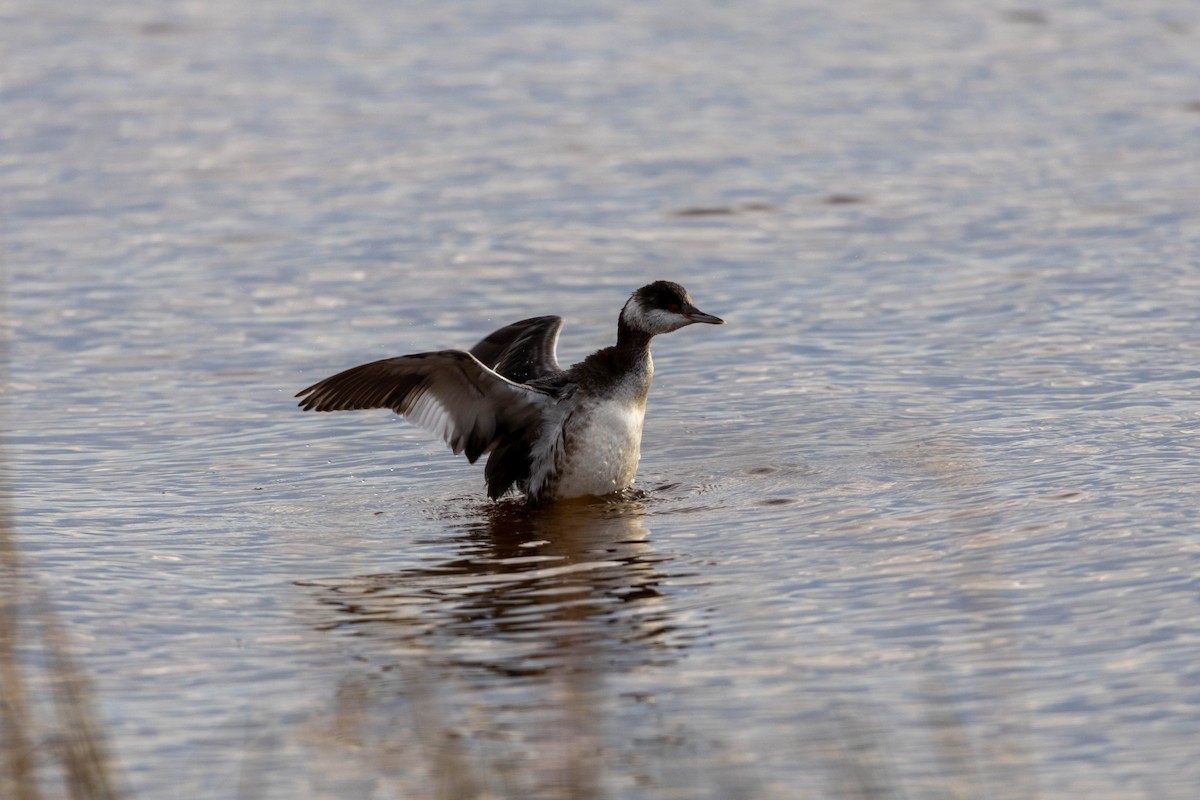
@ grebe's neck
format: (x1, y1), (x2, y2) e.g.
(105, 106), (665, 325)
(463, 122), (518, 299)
(615, 316), (654, 354)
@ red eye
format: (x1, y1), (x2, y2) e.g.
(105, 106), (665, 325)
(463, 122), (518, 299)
(669, 303), (681, 313)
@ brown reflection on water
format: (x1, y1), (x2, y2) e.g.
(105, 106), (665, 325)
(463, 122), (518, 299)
(296, 499), (694, 799)
(300, 497), (683, 674)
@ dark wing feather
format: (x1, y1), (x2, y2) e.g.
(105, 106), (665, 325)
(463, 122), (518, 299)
(468, 316), (564, 383)
(296, 350), (548, 465)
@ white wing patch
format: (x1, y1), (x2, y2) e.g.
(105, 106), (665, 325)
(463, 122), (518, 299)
(297, 350), (550, 464)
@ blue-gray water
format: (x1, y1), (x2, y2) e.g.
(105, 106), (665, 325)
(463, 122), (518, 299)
(5, 1), (1200, 797)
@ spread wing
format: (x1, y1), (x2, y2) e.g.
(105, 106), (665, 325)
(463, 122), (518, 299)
(296, 350), (550, 463)
(468, 316), (564, 384)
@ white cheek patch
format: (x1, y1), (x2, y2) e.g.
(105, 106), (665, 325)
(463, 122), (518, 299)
(622, 304), (689, 333)
(620, 303), (647, 328)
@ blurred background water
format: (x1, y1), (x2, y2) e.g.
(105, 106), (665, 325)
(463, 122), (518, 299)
(4, 0), (1200, 797)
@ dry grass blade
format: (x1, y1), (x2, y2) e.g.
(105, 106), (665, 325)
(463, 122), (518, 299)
(1, 293), (125, 798)
(1, 530), (42, 800)
(37, 596), (124, 800)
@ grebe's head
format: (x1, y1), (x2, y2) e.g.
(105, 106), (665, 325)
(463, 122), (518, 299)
(619, 281), (724, 335)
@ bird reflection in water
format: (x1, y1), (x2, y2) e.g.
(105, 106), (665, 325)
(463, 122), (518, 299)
(300, 495), (686, 675)
(296, 498), (703, 798)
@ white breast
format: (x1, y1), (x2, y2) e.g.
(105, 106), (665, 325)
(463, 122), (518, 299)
(551, 398), (646, 498)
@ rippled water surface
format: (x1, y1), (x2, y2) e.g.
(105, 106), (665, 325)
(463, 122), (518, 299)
(6, 1), (1200, 797)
